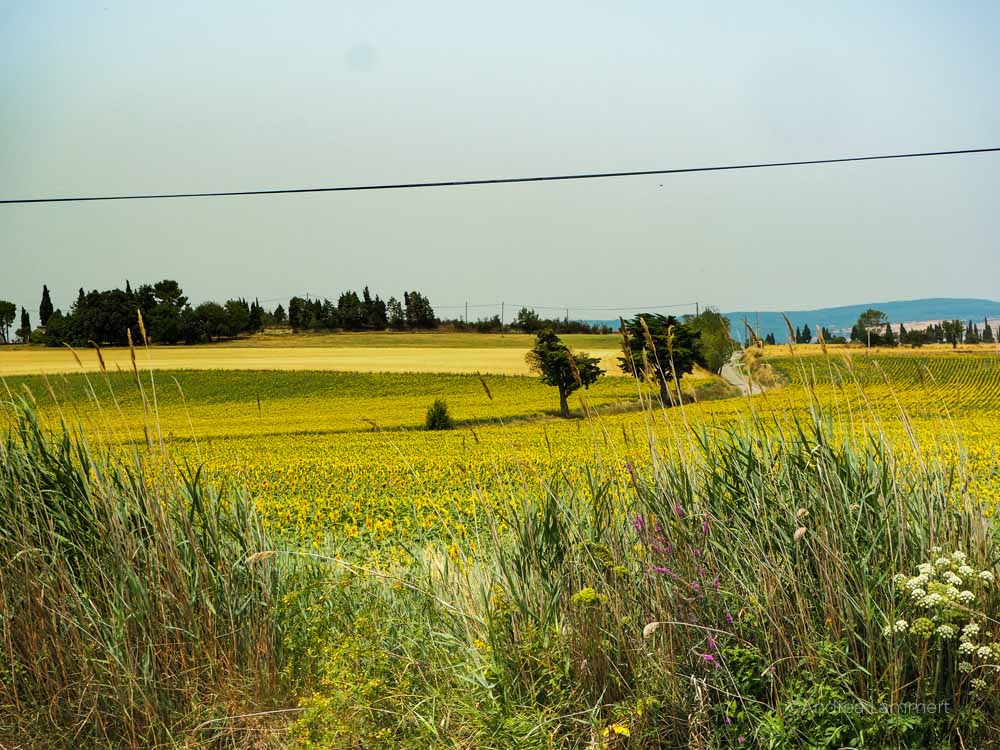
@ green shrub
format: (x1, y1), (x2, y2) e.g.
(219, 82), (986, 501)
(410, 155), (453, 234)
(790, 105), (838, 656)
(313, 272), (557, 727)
(425, 397), (454, 430)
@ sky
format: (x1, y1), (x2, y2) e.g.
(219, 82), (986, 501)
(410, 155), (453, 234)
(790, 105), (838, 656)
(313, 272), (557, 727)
(2, 1), (999, 320)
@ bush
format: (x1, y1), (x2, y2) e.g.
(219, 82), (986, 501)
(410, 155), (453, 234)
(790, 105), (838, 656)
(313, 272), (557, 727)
(425, 398), (454, 430)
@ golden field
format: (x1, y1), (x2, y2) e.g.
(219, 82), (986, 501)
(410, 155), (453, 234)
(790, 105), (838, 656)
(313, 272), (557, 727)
(4, 341), (1000, 549)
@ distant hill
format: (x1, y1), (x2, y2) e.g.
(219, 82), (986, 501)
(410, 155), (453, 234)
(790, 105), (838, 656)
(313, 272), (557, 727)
(723, 298), (1000, 342)
(583, 298), (1000, 343)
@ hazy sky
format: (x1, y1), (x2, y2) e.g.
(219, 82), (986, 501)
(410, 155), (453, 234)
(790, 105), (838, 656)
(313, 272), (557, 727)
(2, 1), (998, 319)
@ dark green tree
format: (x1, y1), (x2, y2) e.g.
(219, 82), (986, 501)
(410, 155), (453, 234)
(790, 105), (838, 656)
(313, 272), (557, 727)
(619, 314), (705, 404)
(146, 304), (181, 344)
(249, 299), (264, 332)
(337, 291), (365, 330)
(800, 324), (812, 344)
(854, 308), (888, 347)
(386, 297), (405, 330)
(153, 280), (187, 309)
(16, 307), (31, 343)
(513, 307), (544, 333)
(0, 300), (17, 344)
(983, 319), (994, 344)
(272, 304), (287, 326)
(39, 285), (54, 327)
(225, 299), (251, 334)
(527, 329), (603, 418)
(288, 297), (308, 330)
(942, 319), (963, 348)
(196, 302), (230, 341)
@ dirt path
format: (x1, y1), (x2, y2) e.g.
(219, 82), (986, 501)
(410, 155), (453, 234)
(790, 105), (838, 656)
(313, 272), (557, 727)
(720, 351), (764, 396)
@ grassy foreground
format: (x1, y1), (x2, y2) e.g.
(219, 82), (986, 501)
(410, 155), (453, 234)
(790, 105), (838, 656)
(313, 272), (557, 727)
(3, 355), (1000, 747)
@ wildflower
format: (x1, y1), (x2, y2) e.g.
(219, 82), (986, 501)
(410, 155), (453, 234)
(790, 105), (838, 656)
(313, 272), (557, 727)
(958, 590), (976, 603)
(952, 550), (968, 563)
(959, 661), (973, 673)
(977, 646), (993, 659)
(959, 641), (976, 654)
(917, 563), (935, 576)
(893, 619), (908, 633)
(972, 678), (987, 691)
(673, 504), (685, 519)
(958, 564), (975, 577)
(631, 514), (645, 535)
(702, 515), (710, 535)
(980, 570), (995, 583)
(963, 623), (981, 638)
(936, 624), (958, 639)
(725, 611), (734, 625)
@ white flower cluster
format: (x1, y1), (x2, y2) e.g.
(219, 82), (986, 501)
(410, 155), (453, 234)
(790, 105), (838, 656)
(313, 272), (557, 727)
(888, 548), (1000, 680)
(893, 549), (988, 613)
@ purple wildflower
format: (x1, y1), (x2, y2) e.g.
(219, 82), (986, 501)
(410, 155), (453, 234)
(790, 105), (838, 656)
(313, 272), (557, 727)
(631, 513), (645, 535)
(673, 504), (685, 519)
(702, 514), (710, 535)
(725, 611), (734, 625)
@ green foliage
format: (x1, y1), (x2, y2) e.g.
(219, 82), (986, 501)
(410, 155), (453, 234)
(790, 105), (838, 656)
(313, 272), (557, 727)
(0, 299), (15, 343)
(425, 397), (455, 430)
(39, 284), (53, 327)
(685, 307), (736, 372)
(526, 329), (603, 417)
(618, 313), (705, 402)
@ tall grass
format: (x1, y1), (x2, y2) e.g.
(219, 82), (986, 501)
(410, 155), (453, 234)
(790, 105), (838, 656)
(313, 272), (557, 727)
(4, 348), (1000, 749)
(290, 401), (1000, 748)
(0, 399), (306, 748)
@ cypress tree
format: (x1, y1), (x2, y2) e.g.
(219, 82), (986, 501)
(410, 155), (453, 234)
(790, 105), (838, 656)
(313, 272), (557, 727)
(39, 285), (53, 327)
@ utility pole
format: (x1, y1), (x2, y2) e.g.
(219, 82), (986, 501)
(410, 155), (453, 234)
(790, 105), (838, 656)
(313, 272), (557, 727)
(464, 301), (468, 324)
(500, 301), (505, 337)
(695, 302), (699, 317)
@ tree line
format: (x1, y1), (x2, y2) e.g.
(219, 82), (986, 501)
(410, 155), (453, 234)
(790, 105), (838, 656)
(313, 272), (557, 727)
(750, 308), (997, 349)
(0, 281), (269, 347)
(285, 289), (437, 331)
(0, 282), (448, 346)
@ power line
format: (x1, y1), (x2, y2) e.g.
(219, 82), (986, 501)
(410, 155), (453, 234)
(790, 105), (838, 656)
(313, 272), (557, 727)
(2, 146), (997, 205)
